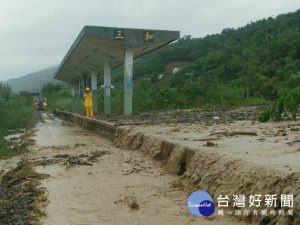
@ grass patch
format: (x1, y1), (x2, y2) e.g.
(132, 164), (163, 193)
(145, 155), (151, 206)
(0, 142), (15, 159)
(47, 97), (71, 111)
(0, 85), (33, 159)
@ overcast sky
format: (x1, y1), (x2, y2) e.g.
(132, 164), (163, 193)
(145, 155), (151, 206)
(0, 0), (299, 81)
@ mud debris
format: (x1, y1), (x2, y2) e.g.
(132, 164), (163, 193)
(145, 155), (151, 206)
(74, 143), (86, 148)
(123, 196), (140, 210)
(0, 160), (49, 225)
(209, 131), (257, 137)
(60, 121), (74, 127)
(123, 167), (143, 175)
(33, 150), (111, 168)
(286, 139), (300, 145)
(205, 141), (215, 147)
(91, 104), (271, 125)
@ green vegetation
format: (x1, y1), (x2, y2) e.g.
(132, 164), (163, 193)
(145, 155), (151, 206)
(42, 83), (71, 111)
(0, 84), (32, 158)
(99, 10), (299, 112)
(259, 86), (300, 122)
(44, 10), (300, 115)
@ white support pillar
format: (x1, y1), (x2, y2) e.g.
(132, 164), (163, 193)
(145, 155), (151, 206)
(91, 72), (98, 113)
(76, 80), (81, 112)
(83, 75), (87, 90)
(124, 49), (133, 115)
(71, 83), (76, 112)
(104, 62), (112, 114)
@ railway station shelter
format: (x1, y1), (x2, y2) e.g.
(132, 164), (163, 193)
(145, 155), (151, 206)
(54, 26), (179, 115)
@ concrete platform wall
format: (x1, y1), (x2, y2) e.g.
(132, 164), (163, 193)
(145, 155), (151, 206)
(53, 110), (116, 140)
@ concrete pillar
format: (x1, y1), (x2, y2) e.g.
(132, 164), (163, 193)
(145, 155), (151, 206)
(124, 49), (133, 115)
(104, 62), (112, 114)
(76, 80), (81, 112)
(83, 75), (87, 90)
(71, 83), (76, 112)
(91, 71), (98, 113)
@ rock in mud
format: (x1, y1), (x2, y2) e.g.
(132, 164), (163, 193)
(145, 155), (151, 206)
(124, 196), (139, 210)
(205, 141), (215, 147)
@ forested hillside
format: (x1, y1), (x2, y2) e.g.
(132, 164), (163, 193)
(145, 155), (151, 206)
(2, 67), (64, 93)
(98, 9), (300, 112)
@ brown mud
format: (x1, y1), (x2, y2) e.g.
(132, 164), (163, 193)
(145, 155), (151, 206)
(31, 112), (245, 225)
(1, 106), (299, 225)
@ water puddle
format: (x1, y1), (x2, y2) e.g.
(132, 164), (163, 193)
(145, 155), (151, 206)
(35, 164), (64, 176)
(4, 133), (22, 142)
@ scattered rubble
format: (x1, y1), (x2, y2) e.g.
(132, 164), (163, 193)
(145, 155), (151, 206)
(92, 104), (271, 125)
(33, 150), (111, 168)
(0, 160), (49, 225)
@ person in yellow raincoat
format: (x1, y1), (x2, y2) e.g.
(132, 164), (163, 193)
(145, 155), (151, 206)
(84, 87), (93, 117)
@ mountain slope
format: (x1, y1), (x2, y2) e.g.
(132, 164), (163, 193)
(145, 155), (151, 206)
(2, 67), (65, 93)
(109, 10), (299, 90)
(101, 9), (300, 112)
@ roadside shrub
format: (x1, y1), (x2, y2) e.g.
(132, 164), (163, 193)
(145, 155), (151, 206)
(0, 84), (32, 158)
(259, 108), (272, 122)
(259, 86), (300, 122)
(272, 97), (286, 121)
(286, 87), (300, 119)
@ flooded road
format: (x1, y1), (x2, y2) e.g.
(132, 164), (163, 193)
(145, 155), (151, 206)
(28, 112), (246, 225)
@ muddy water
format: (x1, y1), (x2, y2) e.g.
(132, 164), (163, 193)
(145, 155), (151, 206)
(30, 113), (245, 225)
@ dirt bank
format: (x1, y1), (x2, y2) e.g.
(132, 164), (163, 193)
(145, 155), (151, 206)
(114, 120), (300, 225)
